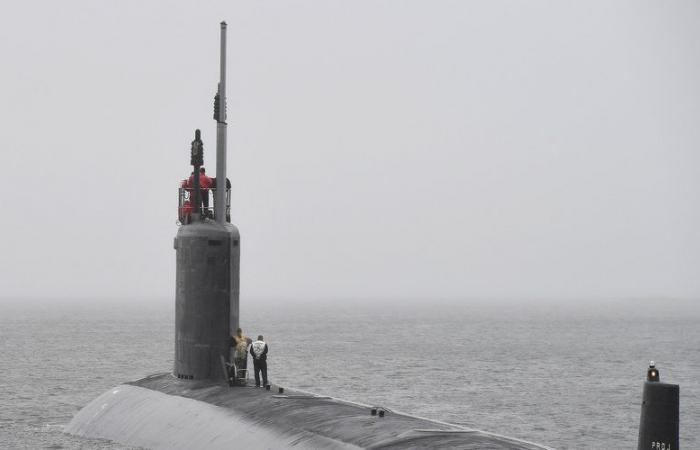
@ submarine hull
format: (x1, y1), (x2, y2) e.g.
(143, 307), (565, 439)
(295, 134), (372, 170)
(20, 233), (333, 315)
(66, 373), (552, 450)
(64, 19), (558, 450)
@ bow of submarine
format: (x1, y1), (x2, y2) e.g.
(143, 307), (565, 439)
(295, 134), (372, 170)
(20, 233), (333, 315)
(66, 372), (552, 450)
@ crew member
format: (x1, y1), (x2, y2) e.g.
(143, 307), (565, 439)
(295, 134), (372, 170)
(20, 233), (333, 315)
(187, 167), (213, 210)
(211, 176), (231, 190)
(230, 328), (252, 381)
(199, 167), (212, 209)
(211, 176), (232, 222)
(179, 178), (193, 223)
(250, 335), (269, 388)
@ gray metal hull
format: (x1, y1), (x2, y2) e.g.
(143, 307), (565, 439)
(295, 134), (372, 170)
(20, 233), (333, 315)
(66, 373), (552, 449)
(174, 220), (240, 381)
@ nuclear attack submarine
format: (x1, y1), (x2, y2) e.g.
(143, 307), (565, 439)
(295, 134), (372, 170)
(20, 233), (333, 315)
(66, 22), (680, 450)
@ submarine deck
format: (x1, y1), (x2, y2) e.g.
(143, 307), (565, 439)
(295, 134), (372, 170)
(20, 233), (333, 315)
(124, 373), (550, 449)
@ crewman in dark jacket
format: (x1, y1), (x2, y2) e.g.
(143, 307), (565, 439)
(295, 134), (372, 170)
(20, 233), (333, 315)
(211, 176), (232, 222)
(250, 335), (269, 388)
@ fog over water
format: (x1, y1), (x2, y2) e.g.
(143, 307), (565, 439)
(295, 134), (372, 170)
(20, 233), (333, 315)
(1, 0), (699, 302)
(1, 3), (699, 448)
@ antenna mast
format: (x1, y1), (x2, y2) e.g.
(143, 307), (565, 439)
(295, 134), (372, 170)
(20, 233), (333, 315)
(214, 21), (227, 224)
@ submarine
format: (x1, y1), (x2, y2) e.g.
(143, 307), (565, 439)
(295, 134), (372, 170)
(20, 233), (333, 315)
(66, 23), (679, 450)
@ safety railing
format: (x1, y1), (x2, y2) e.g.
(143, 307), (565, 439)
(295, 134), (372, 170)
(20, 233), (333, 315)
(178, 184), (230, 224)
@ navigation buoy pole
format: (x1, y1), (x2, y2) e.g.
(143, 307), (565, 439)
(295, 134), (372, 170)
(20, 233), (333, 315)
(215, 21), (227, 224)
(637, 362), (679, 450)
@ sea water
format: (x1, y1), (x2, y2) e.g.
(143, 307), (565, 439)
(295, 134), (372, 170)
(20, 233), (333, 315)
(0, 298), (698, 449)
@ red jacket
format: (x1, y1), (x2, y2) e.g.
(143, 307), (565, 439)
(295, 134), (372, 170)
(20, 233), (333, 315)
(187, 173), (213, 190)
(179, 179), (193, 221)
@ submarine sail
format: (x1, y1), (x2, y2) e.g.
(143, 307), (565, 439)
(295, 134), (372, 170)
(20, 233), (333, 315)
(65, 22), (555, 450)
(174, 22), (239, 381)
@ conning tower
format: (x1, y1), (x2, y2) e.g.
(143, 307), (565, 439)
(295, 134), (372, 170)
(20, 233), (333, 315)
(173, 22), (238, 381)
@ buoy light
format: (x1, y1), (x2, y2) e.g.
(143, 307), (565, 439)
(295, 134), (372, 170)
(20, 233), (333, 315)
(647, 361), (660, 382)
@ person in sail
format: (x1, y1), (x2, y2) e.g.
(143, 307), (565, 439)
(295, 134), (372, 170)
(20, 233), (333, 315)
(187, 167), (213, 211)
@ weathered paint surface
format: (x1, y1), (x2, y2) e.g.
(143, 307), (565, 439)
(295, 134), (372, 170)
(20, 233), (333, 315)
(66, 373), (552, 450)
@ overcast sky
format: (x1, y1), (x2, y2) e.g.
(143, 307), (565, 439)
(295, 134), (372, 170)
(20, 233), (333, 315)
(1, 0), (698, 302)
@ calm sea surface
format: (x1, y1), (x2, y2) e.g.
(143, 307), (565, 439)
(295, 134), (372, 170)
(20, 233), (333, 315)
(0, 299), (698, 449)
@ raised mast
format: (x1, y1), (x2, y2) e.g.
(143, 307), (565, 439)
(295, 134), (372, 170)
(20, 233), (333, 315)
(215, 21), (228, 224)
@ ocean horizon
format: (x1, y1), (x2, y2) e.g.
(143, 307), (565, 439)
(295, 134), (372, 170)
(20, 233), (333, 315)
(1, 298), (698, 449)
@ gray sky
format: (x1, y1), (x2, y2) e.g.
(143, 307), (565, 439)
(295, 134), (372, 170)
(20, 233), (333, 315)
(1, 0), (698, 302)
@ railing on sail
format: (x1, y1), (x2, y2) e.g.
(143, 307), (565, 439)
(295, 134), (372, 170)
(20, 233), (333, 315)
(178, 183), (230, 225)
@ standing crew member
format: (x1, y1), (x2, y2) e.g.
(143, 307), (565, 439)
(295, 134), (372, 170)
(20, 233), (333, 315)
(230, 328), (252, 381)
(211, 176), (232, 222)
(179, 178), (193, 222)
(199, 167), (212, 209)
(250, 335), (269, 388)
(188, 167), (213, 210)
